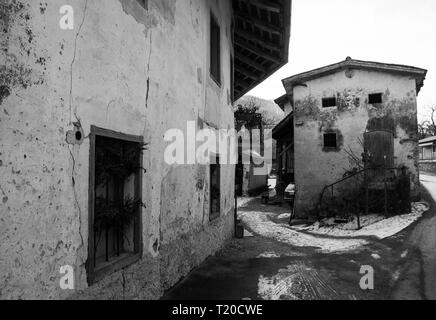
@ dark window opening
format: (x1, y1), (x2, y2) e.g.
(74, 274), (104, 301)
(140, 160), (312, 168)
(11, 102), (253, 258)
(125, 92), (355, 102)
(75, 131), (82, 141)
(137, 0), (147, 9)
(324, 133), (337, 148)
(88, 126), (143, 284)
(210, 13), (221, 85)
(230, 54), (234, 103)
(210, 157), (221, 221)
(368, 93), (383, 104)
(322, 97), (337, 108)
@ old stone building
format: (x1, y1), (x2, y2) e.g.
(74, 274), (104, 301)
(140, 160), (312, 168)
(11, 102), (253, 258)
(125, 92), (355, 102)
(420, 136), (436, 161)
(275, 58), (427, 217)
(419, 136), (436, 173)
(0, 0), (291, 299)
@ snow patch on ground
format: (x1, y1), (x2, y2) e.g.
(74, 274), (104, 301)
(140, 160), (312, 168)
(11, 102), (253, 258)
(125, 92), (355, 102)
(237, 197), (256, 209)
(244, 230), (254, 237)
(257, 252), (281, 258)
(240, 202), (429, 253)
(298, 203), (429, 239)
(257, 267), (299, 300)
(277, 213), (292, 220)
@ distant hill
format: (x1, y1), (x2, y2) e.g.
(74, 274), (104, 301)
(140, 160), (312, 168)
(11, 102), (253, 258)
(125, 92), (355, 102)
(234, 95), (285, 129)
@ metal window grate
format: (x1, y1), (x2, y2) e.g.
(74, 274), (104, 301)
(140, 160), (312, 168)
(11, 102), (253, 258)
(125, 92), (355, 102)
(87, 126), (144, 285)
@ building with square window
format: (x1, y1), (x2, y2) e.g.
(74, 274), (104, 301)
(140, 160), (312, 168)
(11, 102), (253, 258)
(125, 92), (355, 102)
(274, 57), (427, 217)
(0, 0), (291, 299)
(419, 136), (436, 161)
(419, 136), (436, 173)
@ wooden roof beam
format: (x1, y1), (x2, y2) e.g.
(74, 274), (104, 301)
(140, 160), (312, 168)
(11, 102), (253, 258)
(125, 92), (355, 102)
(240, 0), (282, 14)
(235, 65), (260, 81)
(234, 12), (282, 35)
(235, 29), (281, 52)
(234, 38), (281, 64)
(235, 78), (253, 88)
(235, 54), (267, 73)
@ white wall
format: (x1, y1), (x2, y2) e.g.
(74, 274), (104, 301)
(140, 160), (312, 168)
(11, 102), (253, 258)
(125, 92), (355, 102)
(0, 0), (235, 299)
(291, 69), (419, 216)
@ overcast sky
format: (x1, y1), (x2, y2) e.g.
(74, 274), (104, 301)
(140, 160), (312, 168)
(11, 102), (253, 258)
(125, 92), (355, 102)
(248, 0), (436, 122)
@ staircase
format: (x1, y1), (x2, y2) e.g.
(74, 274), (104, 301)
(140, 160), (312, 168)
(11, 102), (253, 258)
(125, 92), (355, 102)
(317, 167), (410, 222)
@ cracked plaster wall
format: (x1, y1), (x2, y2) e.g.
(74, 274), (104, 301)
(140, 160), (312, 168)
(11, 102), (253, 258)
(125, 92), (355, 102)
(0, 0), (235, 299)
(290, 69), (420, 217)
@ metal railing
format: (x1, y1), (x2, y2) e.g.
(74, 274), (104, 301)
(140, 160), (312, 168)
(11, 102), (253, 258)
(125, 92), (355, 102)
(317, 167), (411, 229)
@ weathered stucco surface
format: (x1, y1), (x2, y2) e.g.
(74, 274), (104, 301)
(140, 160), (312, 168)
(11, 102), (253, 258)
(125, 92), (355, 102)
(1, 0), (235, 299)
(290, 69), (420, 217)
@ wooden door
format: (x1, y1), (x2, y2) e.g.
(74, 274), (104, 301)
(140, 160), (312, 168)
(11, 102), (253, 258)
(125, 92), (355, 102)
(364, 130), (394, 183)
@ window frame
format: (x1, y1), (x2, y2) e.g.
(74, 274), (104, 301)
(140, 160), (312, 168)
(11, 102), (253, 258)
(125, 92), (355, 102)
(368, 93), (383, 104)
(136, 0), (147, 9)
(210, 11), (221, 86)
(323, 132), (338, 149)
(209, 156), (221, 222)
(322, 97), (337, 108)
(87, 126), (144, 285)
(230, 54), (234, 103)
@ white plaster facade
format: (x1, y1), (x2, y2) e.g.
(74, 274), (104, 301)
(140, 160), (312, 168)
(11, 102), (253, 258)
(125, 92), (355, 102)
(282, 60), (426, 217)
(1, 0), (236, 299)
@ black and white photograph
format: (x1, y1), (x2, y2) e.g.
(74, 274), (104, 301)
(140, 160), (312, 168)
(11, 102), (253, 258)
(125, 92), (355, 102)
(1, 0), (436, 308)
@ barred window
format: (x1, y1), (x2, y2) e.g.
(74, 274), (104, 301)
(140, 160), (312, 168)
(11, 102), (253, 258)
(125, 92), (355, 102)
(87, 126), (144, 284)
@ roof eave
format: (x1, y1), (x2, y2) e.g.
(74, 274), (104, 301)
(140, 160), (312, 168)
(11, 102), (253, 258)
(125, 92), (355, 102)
(272, 112), (293, 139)
(234, 0), (292, 101)
(282, 59), (427, 95)
(274, 93), (290, 109)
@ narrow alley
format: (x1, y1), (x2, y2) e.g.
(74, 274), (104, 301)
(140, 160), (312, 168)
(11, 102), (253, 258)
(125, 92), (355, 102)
(2, 0), (436, 305)
(393, 173), (436, 300)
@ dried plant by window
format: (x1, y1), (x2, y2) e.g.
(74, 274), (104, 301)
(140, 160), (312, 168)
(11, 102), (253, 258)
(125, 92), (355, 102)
(94, 140), (148, 231)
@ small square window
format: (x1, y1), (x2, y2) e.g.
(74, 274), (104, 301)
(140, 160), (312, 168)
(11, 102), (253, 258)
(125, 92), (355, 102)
(368, 93), (383, 104)
(324, 133), (337, 148)
(322, 97), (337, 108)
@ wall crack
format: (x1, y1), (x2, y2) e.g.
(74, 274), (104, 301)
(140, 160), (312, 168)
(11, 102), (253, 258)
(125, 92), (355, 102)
(121, 270), (127, 299)
(68, 145), (85, 265)
(69, 0), (89, 124)
(145, 30), (153, 111)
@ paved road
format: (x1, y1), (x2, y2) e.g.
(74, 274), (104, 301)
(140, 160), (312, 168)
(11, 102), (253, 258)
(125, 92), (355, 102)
(420, 173), (436, 196)
(393, 173), (436, 300)
(164, 175), (436, 300)
(164, 203), (407, 300)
